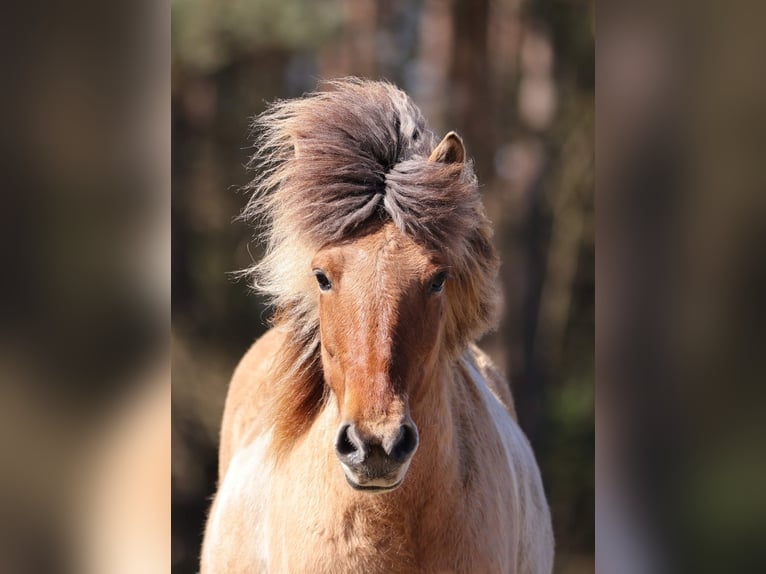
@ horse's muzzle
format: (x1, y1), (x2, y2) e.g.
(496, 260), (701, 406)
(335, 421), (419, 492)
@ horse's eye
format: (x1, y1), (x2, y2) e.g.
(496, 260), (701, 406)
(313, 269), (332, 292)
(429, 271), (448, 294)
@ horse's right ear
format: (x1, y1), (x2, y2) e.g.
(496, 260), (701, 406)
(428, 131), (465, 166)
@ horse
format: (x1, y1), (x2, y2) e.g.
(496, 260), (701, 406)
(200, 79), (554, 573)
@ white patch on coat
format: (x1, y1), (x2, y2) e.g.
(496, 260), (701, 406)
(201, 433), (273, 573)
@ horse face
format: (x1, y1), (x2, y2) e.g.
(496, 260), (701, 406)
(311, 223), (448, 492)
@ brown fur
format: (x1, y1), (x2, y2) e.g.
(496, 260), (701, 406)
(202, 80), (553, 573)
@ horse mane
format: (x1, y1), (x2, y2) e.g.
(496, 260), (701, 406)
(241, 78), (500, 456)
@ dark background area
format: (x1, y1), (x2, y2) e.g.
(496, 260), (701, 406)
(171, 1), (594, 572)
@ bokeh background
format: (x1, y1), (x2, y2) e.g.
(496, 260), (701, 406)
(171, 1), (594, 572)
(5, 1), (766, 572)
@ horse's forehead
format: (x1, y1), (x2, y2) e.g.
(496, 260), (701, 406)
(311, 228), (431, 292)
(348, 227), (430, 274)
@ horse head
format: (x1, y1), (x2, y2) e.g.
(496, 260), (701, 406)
(245, 80), (499, 490)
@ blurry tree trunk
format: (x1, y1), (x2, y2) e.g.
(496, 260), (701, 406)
(447, 0), (493, 180)
(320, 0), (378, 79)
(511, 172), (549, 451)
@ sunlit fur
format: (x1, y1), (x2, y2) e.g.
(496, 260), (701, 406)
(201, 79), (554, 573)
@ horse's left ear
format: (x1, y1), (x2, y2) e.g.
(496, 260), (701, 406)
(428, 131), (465, 166)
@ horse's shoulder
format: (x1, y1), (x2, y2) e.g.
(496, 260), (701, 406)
(218, 327), (286, 479)
(465, 343), (517, 422)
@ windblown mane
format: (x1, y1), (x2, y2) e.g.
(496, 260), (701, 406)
(242, 79), (500, 454)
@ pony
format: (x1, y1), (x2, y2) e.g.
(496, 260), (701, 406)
(200, 79), (554, 573)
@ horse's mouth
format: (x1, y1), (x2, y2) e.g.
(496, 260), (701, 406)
(344, 475), (403, 493)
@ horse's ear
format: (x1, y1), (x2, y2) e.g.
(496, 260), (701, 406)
(428, 131), (465, 166)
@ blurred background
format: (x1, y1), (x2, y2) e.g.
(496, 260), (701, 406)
(171, 0), (594, 572)
(4, 0), (766, 572)
(598, 1), (766, 572)
(1, 1), (169, 573)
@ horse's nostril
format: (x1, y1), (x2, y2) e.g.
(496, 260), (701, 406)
(336, 424), (355, 455)
(390, 423), (419, 462)
(335, 423), (365, 464)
